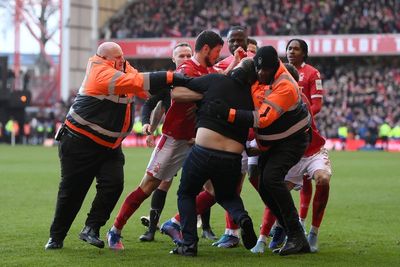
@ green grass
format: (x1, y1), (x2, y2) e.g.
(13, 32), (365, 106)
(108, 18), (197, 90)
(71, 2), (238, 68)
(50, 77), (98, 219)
(0, 145), (399, 266)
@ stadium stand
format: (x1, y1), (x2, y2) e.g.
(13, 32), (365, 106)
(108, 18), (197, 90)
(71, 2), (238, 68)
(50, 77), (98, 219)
(101, 0), (399, 38)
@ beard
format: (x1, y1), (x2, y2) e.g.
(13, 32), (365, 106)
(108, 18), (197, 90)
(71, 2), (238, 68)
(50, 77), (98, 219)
(205, 56), (213, 67)
(205, 51), (214, 67)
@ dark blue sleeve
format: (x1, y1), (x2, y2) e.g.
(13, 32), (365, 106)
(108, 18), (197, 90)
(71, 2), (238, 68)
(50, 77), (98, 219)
(141, 92), (164, 124)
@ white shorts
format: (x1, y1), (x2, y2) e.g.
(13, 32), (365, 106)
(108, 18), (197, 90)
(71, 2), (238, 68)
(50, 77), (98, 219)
(146, 134), (191, 181)
(285, 148), (332, 186)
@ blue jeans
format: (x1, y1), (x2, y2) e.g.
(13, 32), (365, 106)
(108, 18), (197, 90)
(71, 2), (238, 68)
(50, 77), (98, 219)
(177, 144), (248, 245)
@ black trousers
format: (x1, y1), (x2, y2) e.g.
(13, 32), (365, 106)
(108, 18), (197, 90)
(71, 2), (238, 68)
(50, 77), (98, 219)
(177, 144), (249, 245)
(258, 131), (310, 236)
(49, 131), (124, 241)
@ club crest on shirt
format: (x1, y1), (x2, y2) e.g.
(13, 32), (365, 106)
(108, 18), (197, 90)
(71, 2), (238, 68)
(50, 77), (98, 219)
(153, 162), (161, 173)
(299, 72), (304, 82)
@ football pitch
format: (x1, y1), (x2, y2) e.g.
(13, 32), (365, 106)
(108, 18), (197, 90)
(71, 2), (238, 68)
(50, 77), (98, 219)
(0, 145), (399, 266)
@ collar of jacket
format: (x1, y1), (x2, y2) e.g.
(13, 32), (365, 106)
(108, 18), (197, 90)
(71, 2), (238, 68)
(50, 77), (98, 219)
(269, 60), (286, 85)
(93, 54), (115, 67)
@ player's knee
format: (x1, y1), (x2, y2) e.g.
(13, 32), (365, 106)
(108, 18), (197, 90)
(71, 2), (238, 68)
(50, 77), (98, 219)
(140, 174), (161, 194)
(158, 180), (172, 191)
(314, 170), (331, 185)
(285, 181), (296, 191)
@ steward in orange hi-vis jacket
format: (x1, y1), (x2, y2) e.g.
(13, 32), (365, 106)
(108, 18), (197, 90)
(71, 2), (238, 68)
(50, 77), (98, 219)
(205, 46), (311, 256)
(45, 42), (190, 251)
(65, 50), (187, 149)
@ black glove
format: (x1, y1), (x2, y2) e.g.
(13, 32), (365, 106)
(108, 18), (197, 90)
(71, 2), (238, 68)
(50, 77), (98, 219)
(172, 72), (192, 86)
(206, 99), (231, 121)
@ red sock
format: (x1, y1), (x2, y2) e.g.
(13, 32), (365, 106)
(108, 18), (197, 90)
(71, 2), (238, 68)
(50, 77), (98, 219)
(196, 190), (216, 215)
(114, 187), (148, 230)
(173, 190), (216, 223)
(225, 211), (239, 229)
(173, 213), (180, 222)
(260, 207), (276, 236)
(299, 175), (313, 220)
(312, 184), (330, 228)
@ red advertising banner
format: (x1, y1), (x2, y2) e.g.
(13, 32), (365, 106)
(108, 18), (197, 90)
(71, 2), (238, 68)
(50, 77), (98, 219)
(121, 135), (400, 152)
(110, 34), (400, 58)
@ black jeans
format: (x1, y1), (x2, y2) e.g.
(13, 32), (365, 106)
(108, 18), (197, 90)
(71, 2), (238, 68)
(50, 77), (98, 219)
(49, 131), (124, 241)
(177, 144), (248, 245)
(258, 131), (310, 237)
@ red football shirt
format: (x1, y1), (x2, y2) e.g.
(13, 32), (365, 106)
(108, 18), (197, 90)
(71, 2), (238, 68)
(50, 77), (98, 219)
(162, 57), (215, 140)
(301, 94), (326, 157)
(296, 62), (324, 115)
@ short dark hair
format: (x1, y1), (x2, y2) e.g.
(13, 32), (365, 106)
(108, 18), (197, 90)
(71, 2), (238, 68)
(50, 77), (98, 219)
(228, 25), (246, 34)
(248, 38), (258, 46)
(229, 58), (257, 85)
(195, 30), (224, 52)
(286, 39), (308, 62)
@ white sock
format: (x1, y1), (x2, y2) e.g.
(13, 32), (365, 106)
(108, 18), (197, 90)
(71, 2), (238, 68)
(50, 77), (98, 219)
(310, 225), (319, 235)
(111, 225), (121, 235)
(225, 228), (239, 237)
(258, 235), (267, 243)
(171, 217), (180, 226)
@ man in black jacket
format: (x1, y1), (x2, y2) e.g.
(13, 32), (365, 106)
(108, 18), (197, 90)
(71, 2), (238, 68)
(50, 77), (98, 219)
(169, 58), (258, 256)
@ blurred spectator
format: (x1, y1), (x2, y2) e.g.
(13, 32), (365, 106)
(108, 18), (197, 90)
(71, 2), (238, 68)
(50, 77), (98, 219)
(23, 70), (32, 91)
(101, 0), (400, 38)
(314, 57), (400, 141)
(379, 121), (391, 150)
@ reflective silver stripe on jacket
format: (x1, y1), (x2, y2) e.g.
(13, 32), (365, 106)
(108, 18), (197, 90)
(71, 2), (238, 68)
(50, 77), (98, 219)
(68, 108), (130, 138)
(252, 111), (259, 128)
(263, 99), (284, 115)
(256, 114), (310, 141)
(108, 71), (123, 94)
(78, 93), (135, 104)
(142, 72), (150, 92)
(263, 73), (302, 115)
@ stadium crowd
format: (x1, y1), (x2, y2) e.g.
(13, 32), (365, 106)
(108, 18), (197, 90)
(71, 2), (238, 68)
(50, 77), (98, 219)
(101, 0), (399, 39)
(314, 58), (400, 140)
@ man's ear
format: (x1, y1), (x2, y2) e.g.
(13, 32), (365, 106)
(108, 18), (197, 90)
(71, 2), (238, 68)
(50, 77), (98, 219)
(201, 44), (210, 54)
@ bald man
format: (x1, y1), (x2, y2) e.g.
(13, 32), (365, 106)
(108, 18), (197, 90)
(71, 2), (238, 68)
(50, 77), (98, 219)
(44, 42), (188, 250)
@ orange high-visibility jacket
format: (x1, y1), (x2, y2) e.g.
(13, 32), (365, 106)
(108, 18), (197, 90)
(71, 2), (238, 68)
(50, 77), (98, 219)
(65, 55), (152, 148)
(251, 61), (311, 150)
